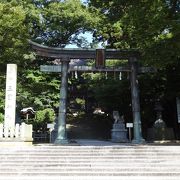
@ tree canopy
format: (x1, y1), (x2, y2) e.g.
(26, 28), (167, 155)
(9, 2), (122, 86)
(88, 0), (180, 137)
(0, 0), (100, 124)
(90, 0), (180, 66)
(27, 0), (100, 47)
(0, 0), (179, 138)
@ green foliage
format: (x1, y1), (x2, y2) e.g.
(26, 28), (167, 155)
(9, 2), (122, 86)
(88, 0), (180, 130)
(75, 98), (85, 106)
(34, 108), (55, 130)
(90, 0), (180, 67)
(90, 77), (131, 114)
(0, 76), (5, 119)
(0, 0), (179, 135)
(0, 1), (40, 69)
(0, 113), (4, 123)
(33, 0), (100, 47)
(0, 0), (100, 130)
(36, 108), (55, 123)
(16, 68), (60, 110)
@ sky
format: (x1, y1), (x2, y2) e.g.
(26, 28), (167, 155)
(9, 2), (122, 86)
(65, 32), (93, 48)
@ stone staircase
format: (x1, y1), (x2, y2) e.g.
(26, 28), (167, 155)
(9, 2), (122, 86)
(0, 140), (180, 180)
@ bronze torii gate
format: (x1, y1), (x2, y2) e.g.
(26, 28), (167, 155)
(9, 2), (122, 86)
(30, 41), (145, 144)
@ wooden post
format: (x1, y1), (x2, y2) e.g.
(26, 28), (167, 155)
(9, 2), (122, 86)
(129, 57), (144, 143)
(55, 58), (69, 144)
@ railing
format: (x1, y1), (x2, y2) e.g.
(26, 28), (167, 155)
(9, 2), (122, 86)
(0, 123), (33, 141)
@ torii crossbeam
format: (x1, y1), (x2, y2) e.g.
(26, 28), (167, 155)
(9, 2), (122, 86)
(29, 40), (145, 144)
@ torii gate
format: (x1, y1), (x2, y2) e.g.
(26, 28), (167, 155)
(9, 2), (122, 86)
(30, 41), (146, 144)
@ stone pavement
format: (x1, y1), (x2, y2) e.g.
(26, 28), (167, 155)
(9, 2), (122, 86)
(0, 139), (180, 180)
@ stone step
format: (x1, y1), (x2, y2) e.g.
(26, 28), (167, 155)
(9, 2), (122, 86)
(0, 143), (180, 179)
(1, 151), (179, 155)
(0, 154), (174, 158)
(0, 176), (180, 180)
(0, 148), (179, 150)
(1, 163), (180, 167)
(0, 176), (179, 180)
(0, 148), (179, 152)
(0, 166), (180, 171)
(0, 158), (179, 163)
(0, 172), (180, 176)
(0, 151), (179, 155)
(0, 153), (179, 157)
(4, 145), (179, 148)
(0, 160), (178, 164)
(0, 148), (179, 154)
(0, 146), (168, 148)
(0, 154), (178, 158)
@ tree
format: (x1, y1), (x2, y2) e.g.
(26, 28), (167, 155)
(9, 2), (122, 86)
(0, 0), (100, 127)
(0, 0), (40, 122)
(88, 0), (180, 137)
(31, 0), (100, 47)
(89, 0), (180, 66)
(0, 1), (40, 69)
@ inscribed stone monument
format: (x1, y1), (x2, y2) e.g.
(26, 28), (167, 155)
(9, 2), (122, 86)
(4, 64), (17, 129)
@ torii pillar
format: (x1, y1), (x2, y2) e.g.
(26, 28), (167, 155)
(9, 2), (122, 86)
(129, 57), (144, 143)
(55, 58), (70, 144)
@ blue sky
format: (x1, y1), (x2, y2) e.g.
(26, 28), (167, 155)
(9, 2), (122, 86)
(65, 32), (93, 48)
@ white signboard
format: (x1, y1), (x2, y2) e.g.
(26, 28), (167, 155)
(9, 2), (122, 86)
(176, 97), (180, 123)
(4, 64), (17, 128)
(47, 123), (54, 130)
(126, 123), (133, 128)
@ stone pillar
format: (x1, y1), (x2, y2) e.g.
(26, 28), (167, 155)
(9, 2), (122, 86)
(129, 57), (144, 143)
(4, 64), (17, 129)
(55, 58), (70, 144)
